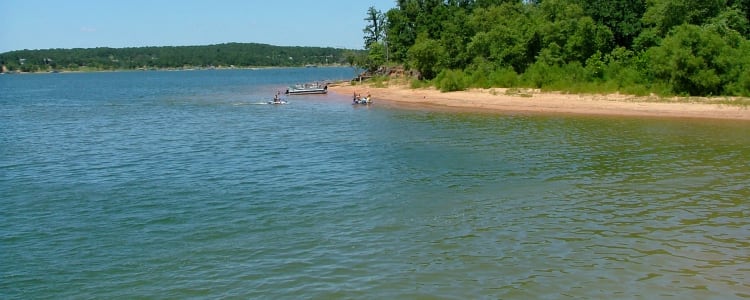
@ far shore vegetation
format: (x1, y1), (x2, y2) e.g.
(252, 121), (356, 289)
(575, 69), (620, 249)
(0, 43), (364, 73)
(354, 0), (750, 99)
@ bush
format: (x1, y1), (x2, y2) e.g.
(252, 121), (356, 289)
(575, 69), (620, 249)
(465, 58), (495, 88)
(724, 68), (750, 96)
(521, 61), (554, 88)
(435, 69), (470, 92)
(645, 24), (742, 96)
(410, 79), (431, 89)
(488, 67), (519, 87)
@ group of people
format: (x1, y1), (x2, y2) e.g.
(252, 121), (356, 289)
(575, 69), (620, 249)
(269, 89), (370, 105)
(352, 91), (372, 104)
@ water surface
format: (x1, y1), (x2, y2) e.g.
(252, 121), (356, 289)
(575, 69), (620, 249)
(1, 69), (749, 299)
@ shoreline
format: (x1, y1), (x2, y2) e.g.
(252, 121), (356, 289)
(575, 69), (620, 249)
(0, 65), (349, 75)
(329, 82), (750, 121)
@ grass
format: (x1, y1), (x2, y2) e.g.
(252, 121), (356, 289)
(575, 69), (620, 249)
(504, 88), (533, 97)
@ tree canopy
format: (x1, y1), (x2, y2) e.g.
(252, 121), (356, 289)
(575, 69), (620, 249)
(0, 43), (363, 72)
(363, 0), (750, 96)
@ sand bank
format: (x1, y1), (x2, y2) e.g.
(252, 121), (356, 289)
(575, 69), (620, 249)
(329, 82), (750, 120)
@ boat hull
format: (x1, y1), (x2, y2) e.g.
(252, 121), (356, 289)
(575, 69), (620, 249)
(285, 83), (328, 95)
(285, 89), (327, 95)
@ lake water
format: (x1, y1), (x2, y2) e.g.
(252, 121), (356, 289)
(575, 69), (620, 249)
(1, 68), (749, 299)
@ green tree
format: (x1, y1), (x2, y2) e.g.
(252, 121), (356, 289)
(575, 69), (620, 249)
(364, 42), (387, 72)
(728, 0), (750, 36)
(467, 3), (538, 73)
(364, 0), (750, 97)
(576, 0), (646, 48)
(642, 0), (726, 36)
(712, 4), (750, 38)
(384, 8), (414, 63)
(440, 7), (472, 69)
(535, 0), (614, 64)
(0, 43), (361, 71)
(646, 24), (747, 95)
(363, 6), (386, 49)
(407, 33), (445, 79)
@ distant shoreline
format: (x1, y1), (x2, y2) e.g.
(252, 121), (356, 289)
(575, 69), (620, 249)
(0, 65), (351, 75)
(329, 81), (750, 121)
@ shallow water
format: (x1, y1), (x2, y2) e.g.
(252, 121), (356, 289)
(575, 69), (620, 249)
(1, 69), (749, 299)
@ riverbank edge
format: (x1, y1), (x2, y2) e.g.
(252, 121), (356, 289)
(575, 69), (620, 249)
(329, 81), (750, 121)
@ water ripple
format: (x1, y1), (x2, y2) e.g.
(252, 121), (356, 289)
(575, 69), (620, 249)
(2, 71), (749, 299)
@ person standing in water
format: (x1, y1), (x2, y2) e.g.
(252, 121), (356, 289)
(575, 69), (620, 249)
(273, 91), (282, 103)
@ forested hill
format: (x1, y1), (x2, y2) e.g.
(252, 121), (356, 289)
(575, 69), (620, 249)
(0, 43), (362, 72)
(361, 0), (750, 97)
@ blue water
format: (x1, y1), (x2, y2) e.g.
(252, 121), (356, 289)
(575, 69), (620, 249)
(2, 68), (749, 299)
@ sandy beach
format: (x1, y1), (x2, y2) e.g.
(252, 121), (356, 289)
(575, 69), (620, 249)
(329, 82), (750, 120)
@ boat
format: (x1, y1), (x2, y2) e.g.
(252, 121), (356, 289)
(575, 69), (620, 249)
(285, 82), (328, 95)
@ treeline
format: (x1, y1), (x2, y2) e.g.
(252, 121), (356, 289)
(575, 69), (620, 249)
(362, 0), (750, 96)
(0, 43), (362, 72)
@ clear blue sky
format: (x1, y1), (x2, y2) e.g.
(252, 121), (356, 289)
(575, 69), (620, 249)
(0, 0), (396, 53)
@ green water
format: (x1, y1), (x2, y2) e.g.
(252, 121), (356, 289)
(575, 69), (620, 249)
(1, 69), (749, 299)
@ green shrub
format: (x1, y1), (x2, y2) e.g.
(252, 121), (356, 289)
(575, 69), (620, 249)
(521, 62), (553, 88)
(435, 69), (470, 92)
(369, 75), (389, 88)
(410, 79), (431, 89)
(645, 24), (744, 96)
(469, 70), (490, 89)
(488, 67), (519, 87)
